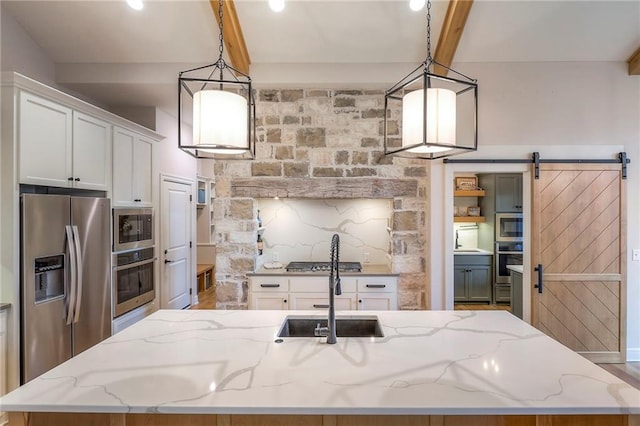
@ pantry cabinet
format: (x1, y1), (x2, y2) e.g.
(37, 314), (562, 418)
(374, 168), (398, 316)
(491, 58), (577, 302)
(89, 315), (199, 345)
(18, 92), (111, 191)
(112, 127), (153, 207)
(495, 174), (523, 212)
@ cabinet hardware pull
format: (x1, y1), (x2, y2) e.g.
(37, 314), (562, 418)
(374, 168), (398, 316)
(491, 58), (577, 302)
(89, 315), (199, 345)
(68, 177), (74, 181)
(164, 259), (174, 264)
(366, 284), (386, 288)
(283, 299), (287, 303)
(260, 284), (280, 288)
(134, 199), (142, 202)
(534, 264), (543, 293)
(74, 177), (80, 181)
(313, 304), (329, 309)
(359, 299), (362, 303)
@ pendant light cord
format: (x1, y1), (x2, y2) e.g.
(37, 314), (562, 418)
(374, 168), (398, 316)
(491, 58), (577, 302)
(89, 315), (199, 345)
(426, 0), (432, 63)
(217, 0), (225, 81)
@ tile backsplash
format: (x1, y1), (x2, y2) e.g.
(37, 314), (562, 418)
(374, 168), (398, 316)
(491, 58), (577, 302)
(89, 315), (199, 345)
(257, 198), (391, 266)
(453, 224), (479, 249)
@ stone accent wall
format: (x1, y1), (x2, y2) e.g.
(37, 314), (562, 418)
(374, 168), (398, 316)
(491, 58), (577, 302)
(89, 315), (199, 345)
(213, 89), (429, 310)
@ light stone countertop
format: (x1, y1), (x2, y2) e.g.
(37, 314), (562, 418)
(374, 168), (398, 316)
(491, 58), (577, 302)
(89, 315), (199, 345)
(453, 248), (493, 256)
(507, 265), (524, 274)
(1, 310), (639, 416)
(249, 263), (397, 276)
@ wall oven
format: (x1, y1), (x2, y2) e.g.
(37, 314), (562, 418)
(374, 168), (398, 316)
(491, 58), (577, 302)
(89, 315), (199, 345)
(113, 208), (154, 252)
(495, 213), (523, 242)
(113, 247), (156, 317)
(495, 241), (523, 285)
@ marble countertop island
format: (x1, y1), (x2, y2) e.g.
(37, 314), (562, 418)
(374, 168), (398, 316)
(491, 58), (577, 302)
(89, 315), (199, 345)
(1, 310), (639, 418)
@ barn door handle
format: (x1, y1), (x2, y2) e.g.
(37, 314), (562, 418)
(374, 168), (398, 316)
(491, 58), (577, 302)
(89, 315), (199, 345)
(534, 264), (543, 293)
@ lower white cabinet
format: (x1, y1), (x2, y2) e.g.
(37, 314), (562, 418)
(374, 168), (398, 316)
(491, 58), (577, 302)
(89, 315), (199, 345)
(0, 308), (7, 424)
(249, 275), (398, 311)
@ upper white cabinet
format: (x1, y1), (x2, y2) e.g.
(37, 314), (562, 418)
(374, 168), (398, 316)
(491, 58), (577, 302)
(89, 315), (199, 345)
(19, 92), (73, 187)
(112, 127), (153, 207)
(19, 92), (111, 191)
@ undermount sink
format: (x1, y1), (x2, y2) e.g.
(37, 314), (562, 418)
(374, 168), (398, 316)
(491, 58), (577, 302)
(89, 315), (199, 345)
(454, 248), (483, 253)
(277, 315), (384, 338)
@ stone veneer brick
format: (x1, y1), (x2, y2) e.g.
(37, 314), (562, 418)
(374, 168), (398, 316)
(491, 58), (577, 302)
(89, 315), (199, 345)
(213, 89), (430, 310)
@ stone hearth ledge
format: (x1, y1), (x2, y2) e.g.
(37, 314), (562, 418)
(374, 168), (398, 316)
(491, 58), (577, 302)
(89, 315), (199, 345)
(1, 310), (639, 416)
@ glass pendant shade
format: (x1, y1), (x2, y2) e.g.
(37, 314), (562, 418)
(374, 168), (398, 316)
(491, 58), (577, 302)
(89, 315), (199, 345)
(402, 88), (456, 153)
(193, 90), (248, 154)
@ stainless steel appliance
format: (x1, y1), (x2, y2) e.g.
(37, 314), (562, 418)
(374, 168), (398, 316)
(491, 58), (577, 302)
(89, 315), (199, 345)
(113, 247), (156, 317)
(495, 213), (523, 242)
(112, 208), (154, 252)
(21, 194), (111, 383)
(285, 261), (362, 273)
(495, 241), (523, 285)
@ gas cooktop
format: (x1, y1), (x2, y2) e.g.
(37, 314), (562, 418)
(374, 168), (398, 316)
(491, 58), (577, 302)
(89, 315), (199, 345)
(285, 261), (362, 273)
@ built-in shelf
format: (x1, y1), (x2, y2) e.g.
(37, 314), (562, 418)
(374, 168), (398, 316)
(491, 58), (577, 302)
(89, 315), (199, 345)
(454, 216), (485, 223)
(454, 189), (485, 197)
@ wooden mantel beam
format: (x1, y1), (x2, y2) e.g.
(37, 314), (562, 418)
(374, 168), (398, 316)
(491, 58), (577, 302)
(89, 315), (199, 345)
(628, 46), (640, 75)
(433, 0), (474, 76)
(209, 0), (251, 75)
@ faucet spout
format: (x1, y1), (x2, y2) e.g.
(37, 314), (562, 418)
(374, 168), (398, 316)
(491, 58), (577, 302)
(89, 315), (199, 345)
(326, 234), (341, 344)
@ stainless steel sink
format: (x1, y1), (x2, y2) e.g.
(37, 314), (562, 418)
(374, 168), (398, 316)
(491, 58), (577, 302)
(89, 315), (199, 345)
(277, 315), (384, 338)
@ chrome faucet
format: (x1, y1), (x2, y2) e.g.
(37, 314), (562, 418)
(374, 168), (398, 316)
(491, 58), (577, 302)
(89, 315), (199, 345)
(314, 234), (341, 344)
(455, 229), (461, 249)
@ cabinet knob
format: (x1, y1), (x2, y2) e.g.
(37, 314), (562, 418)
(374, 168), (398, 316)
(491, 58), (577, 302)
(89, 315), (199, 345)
(74, 177), (80, 182)
(283, 299), (287, 303)
(68, 177), (74, 181)
(359, 299), (362, 303)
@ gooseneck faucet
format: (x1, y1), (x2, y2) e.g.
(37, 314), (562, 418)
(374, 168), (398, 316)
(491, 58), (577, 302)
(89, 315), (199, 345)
(315, 234), (341, 344)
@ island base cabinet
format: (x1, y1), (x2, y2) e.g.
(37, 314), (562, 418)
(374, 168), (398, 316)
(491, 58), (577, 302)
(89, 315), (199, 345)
(8, 412), (637, 426)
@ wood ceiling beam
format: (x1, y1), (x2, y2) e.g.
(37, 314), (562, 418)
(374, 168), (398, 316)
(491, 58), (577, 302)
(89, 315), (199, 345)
(628, 47), (640, 75)
(433, 0), (474, 76)
(210, 0), (251, 75)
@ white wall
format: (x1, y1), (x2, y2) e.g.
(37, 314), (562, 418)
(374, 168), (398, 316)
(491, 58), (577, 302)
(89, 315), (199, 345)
(430, 61), (640, 361)
(0, 5), (55, 85)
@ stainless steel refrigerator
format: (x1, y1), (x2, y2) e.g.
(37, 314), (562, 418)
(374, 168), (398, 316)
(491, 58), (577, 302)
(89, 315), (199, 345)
(21, 193), (111, 383)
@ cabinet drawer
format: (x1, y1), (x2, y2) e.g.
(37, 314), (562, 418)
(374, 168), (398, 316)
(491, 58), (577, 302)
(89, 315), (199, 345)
(453, 255), (492, 266)
(289, 293), (357, 311)
(495, 284), (511, 303)
(357, 278), (397, 293)
(290, 277), (356, 293)
(250, 277), (289, 292)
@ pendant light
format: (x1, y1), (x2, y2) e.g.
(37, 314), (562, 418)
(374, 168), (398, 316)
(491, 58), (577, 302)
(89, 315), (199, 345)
(178, 0), (255, 159)
(384, 0), (478, 160)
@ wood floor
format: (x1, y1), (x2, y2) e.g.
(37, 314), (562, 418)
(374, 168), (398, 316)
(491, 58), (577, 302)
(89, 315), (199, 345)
(454, 303), (511, 311)
(189, 288), (640, 390)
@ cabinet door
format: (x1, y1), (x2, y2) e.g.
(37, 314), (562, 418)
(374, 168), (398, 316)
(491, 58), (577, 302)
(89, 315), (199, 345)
(19, 91), (73, 187)
(357, 294), (394, 311)
(289, 293), (356, 311)
(495, 174), (523, 212)
(453, 266), (468, 301)
(72, 112), (111, 191)
(250, 292), (289, 310)
(133, 136), (153, 206)
(112, 127), (135, 206)
(467, 266), (492, 302)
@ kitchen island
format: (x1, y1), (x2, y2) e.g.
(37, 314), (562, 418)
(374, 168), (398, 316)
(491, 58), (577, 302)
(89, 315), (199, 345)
(1, 310), (639, 426)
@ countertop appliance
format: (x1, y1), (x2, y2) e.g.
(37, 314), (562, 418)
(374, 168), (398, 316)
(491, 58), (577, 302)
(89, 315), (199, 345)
(285, 261), (362, 273)
(21, 193), (111, 383)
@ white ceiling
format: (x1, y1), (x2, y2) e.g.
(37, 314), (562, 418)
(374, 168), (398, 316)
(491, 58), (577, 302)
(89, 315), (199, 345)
(2, 0), (639, 114)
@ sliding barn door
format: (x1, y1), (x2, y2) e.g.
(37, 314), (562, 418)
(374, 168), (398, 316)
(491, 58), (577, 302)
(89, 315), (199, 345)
(532, 164), (626, 363)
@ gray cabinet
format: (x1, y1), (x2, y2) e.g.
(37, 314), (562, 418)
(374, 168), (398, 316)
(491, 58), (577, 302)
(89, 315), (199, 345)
(495, 174), (523, 212)
(510, 271), (523, 319)
(454, 255), (492, 303)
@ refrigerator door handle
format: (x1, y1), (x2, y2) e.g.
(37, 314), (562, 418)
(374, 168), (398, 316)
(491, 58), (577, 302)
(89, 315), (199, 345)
(65, 225), (77, 325)
(72, 225), (83, 324)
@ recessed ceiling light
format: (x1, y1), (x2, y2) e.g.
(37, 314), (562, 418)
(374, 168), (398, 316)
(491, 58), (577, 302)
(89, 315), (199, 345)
(269, 0), (285, 13)
(409, 0), (426, 11)
(127, 0), (143, 11)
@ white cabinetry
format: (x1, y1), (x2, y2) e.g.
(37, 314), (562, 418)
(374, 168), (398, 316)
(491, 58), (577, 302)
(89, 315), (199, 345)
(18, 91), (111, 190)
(249, 275), (398, 311)
(112, 127), (153, 207)
(0, 308), (7, 424)
(356, 277), (398, 311)
(249, 277), (289, 310)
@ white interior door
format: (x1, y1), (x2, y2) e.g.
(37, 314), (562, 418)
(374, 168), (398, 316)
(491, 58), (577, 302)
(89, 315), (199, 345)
(161, 178), (192, 310)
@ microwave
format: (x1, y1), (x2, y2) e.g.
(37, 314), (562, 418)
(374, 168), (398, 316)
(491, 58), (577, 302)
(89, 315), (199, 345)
(495, 213), (523, 242)
(113, 208), (154, 252)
